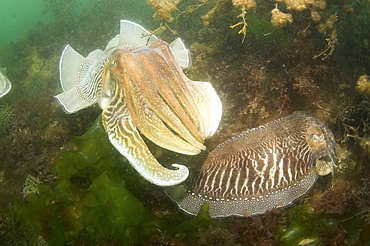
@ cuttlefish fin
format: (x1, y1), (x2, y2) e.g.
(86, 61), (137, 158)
(54, 87), (96, 114)
(119, 20), (158, 47)
(102, 104), (189, 186)
(190, 81), (222, 138)
(59, 45), (85, 91)
(118, 21), (191, 68)
(56, 45), (104, 113)
(0, 70), (11, 98)
(105, 34), (120, 50)
(169, 37), (191, 69)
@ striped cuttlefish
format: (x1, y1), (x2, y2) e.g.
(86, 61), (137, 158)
(166, 112), (337, 217)
(55, 20), (222, 186)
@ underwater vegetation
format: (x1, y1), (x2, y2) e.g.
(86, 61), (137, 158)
(0, 103), (15, 133)
(0, 118), (231, 245)
(279, 203), (365, 245)
(2, 117), (366, 245)
(357, 75), (370, 97)
(6, 119), (158, 244)
(24, 72), (49, 98)
(0, 0), (369, 245)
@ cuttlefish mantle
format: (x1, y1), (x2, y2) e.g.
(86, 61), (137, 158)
(55, 20), (222, 186)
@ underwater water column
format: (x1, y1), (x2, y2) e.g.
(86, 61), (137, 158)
(0, 0), (100, 49)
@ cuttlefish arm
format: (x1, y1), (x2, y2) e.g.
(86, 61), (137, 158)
(102, 97), (189, 186)
(144, 40), (221, 140)
(110, 43), (208, 155)
(124, 69), (206, 155)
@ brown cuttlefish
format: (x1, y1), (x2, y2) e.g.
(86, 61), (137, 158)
(55, 20), (222, 186)
(166, 112), (336, 217)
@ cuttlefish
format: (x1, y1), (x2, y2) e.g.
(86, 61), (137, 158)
(166, 112), (336, 217)
(0, 69), (11, 98)
(55, 20), (222, 186)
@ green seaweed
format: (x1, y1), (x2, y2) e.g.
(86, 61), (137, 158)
(247, 12), (288, 43)
(24, 72), (48, 97)
(0, 103), (15, 133)
(280, 203), (366, 245)
(10, 117), (160, 244)
(7, 116), (216, 245)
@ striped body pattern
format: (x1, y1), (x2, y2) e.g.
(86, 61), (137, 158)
(166, 112), (336, 217)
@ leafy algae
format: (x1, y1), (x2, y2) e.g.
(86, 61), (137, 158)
(7, 116), (219, 245)
(10, 117), (161, 245)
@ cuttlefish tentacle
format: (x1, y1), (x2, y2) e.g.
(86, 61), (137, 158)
(102, 90), (189, 186)
(124, 76), (204, 155)
(143, 40), (222, 141)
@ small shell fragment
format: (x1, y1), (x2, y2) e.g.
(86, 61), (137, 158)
(166, 112), (336, 217)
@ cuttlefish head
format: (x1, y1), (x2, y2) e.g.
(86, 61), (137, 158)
(306, 122), (337, 176)
(106, 49), (128, 80)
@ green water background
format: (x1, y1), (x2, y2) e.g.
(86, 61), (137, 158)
(0, 0), (48, 49)
(0, 0), (111, 49)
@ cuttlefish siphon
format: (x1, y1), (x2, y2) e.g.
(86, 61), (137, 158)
(55, 20), (222, 186)
(166, 112), (336, 217)
(0, 69), (11, 98)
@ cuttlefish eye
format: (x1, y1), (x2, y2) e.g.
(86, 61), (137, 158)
(110, 60), (118, 67)
(307, 125), (325, 143)
(312, 132), (324, 142)
(306, 125), (327, 153)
